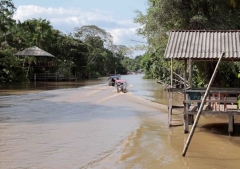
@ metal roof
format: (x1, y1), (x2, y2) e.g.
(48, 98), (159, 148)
(14, 46), (55, 57)
(164, 30), (240, 60)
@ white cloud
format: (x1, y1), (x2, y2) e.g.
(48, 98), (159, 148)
(110, 28), (136, 44)
(13, 5), (146, 56)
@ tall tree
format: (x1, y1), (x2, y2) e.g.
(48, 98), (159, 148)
(19, 18), (56, 50)
(135, 0), (240, 86)
(74, 25), (115, 74)
(0, 0), (16, 49)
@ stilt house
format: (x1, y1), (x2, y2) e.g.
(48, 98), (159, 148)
(164, 30), (240, 135)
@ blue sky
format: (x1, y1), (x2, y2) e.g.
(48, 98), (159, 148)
(12, 0), (147, 57)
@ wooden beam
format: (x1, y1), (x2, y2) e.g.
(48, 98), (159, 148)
(228, 115), (234, 136)
(183, 100), (238, 103)
(184, 59), (188, 133)
(189, 59), (193, 88)
(173, 72), (189, 85)
(157, 80), (170, 87)
(168, 58), (173, 127)
(182, 52), (225, 156)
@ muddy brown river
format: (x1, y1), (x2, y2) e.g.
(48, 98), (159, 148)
(1, 74), (240, 169)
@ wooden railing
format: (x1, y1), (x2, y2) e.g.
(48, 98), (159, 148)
(30, 73), (76, 81)
(22, 61), (57, 67)
(183, 88), (240, 114)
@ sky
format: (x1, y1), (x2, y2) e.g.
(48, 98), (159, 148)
(12, 0), (148, 57)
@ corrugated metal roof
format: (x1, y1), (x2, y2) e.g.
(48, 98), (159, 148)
(14, 46), (55, 57)
(164, 30), (240, 60)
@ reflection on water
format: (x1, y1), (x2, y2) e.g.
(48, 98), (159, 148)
(0, 78), (108, 96)
(1, 74), (240, 169)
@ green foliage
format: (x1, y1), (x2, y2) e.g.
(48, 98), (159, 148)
(195, 61), (239, 87)
(120, 55), (144, 74)
(0, 0), (16, 36)
(134, 0), (240, 86)
(0, 1), (142, 83)
(74, 25), (118, 76)
(0, 48), (28, 83)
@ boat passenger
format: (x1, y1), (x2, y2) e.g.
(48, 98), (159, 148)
(111, 78), (115, 86)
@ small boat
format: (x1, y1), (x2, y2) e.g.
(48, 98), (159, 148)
(115, 79), (128, 93)
(108, 75), (120, 86)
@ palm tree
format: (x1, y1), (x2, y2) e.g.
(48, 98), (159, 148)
(0, 0), (16, 49)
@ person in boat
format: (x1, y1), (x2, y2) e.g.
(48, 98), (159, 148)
(111, 78), (116, 86)
(108, 75), (120, 86)
(116, 79), (128, 93)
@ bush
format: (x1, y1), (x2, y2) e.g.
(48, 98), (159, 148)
(0, 49), (28, 84)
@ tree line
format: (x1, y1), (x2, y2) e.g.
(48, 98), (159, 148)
(4, 0), (239, 86)
(0, 0), (142, 84)
(134, 0), (240, 87)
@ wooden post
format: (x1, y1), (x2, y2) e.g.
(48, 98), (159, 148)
(183, 59), (189, 133)
(168, 90), (172, 127)
(189, 59), (193, 88)
(56, 72), (59, 81)
(34, 73), (36, 82)
(182, 52), (225, 156)
(69, 68), (71, 81)
(228, 115), (234, 136)
(75, 71), (77, 82)
(188, 59), (194, 125)
(171, 58), (173, 87)
(168, 58), (173, 127)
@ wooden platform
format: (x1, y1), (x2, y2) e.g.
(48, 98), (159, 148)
(168, 88), (240, 136)
(182, 89), (240, 136)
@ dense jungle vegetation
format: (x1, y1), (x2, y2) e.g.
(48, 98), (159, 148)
(135, 0), (240, 87)
(0, 0), (142, 84)
(1, 0), (240, 87)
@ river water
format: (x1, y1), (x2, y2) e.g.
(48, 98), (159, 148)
(1, 74), (240, 169)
